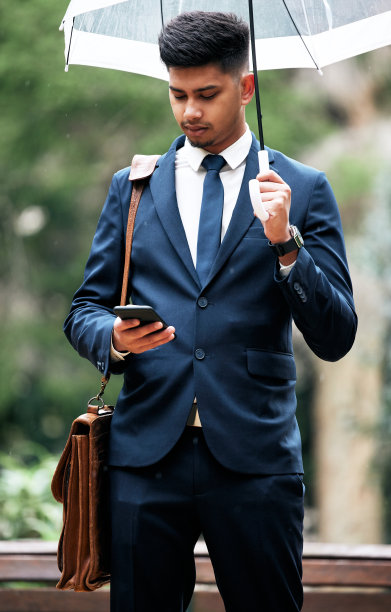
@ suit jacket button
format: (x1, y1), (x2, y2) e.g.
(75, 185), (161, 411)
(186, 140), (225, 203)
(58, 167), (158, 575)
(195, 348), (205, 360)
(198, 297), (208, 308)
(293, 282), (301, 292)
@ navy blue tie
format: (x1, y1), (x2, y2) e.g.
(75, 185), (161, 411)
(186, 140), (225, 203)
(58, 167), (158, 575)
(196, 154), (225, 286)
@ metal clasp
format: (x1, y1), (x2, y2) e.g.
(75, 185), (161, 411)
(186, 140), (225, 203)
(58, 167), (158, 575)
(87, 375), (111, 413)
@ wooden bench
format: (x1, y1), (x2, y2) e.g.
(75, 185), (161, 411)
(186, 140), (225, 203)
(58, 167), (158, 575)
(1, 540), (390, 611)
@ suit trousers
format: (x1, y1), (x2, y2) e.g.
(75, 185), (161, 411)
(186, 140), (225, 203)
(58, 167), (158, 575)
(109, 427), (304, 612)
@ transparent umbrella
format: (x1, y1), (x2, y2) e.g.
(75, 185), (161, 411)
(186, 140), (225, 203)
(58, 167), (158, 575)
(60, 0), (391, 219)
(61, 1), (391, 136)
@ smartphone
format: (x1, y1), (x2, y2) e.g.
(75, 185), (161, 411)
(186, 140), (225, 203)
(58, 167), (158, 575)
(114, 305), (169, 330)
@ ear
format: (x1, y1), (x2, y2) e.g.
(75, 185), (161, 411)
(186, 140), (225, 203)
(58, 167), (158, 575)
(241, 73), (255, 106)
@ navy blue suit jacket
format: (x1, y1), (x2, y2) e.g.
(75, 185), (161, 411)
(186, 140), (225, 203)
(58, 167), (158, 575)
(64, 134), (357, 474)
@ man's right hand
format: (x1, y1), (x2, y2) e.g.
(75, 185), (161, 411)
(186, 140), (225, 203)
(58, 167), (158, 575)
(112, 317), (176, 354)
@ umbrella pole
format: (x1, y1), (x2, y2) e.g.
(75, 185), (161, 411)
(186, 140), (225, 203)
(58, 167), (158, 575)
(248, 0), (265, 150)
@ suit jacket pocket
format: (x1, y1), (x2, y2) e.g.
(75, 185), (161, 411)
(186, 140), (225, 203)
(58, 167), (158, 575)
(246, 349), (296, 381)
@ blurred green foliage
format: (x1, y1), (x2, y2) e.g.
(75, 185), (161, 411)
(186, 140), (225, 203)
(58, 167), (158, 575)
(0, 443), (62, 540)
(1, 2), (391, 541)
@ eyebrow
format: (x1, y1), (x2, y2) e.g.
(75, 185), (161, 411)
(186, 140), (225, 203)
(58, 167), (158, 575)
(169, 85), (218, 93)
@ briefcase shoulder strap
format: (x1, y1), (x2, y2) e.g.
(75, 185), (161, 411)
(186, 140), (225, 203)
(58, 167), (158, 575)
(120, 154), (160, 306)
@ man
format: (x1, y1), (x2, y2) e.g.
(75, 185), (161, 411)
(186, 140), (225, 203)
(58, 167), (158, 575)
(64, 11), (357, 612)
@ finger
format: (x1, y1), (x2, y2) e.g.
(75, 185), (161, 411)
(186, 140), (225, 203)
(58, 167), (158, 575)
(119, 321), (165, 342)
(137, 333), (175, 352)
(256, 169), (285, 184)
(133, 327), (176, 353)
(139, 324), (173, 343)
(259, 182), (290, 196)
(130, 321), (165, 339)
(260, 190), (281, 200)
(114, 316), (142, 331)
(259, 192), (289, 205)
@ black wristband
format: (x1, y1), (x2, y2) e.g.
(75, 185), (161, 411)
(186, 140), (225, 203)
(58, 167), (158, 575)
(268, 226), (304, 257)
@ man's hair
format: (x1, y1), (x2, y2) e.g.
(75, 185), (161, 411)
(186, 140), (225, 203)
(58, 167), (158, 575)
(158, 11), (249, 75)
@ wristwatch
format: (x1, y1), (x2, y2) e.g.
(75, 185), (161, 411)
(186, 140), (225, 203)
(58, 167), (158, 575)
(268, 225), (304, 257)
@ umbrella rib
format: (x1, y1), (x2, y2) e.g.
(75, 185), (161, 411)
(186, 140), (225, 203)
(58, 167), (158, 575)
(65, 17), (75, 72)
(281, 0), (321, 72)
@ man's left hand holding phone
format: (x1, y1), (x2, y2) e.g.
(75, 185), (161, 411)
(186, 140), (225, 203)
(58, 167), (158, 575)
(112, 305), (176, 355)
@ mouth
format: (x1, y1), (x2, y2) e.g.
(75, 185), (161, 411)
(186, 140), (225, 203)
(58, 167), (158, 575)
(182, 124), (209, 138)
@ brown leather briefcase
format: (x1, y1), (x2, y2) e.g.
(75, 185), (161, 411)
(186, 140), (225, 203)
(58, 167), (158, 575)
(51, 401), (113, 591)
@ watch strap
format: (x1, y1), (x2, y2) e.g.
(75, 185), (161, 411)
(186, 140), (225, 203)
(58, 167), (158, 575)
(268, 226), (303, 257)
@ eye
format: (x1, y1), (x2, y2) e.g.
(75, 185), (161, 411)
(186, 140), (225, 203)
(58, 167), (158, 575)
(170, 91), (186, 100)
(201, 93), (216, 100)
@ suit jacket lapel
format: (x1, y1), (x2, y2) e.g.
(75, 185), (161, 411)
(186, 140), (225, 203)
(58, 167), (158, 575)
(149, 135), (201, 288)
(206, 135), (275, 285)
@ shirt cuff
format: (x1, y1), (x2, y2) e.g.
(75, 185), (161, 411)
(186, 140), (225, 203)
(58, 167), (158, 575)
(110, 336), (130, 362)
(278, 260), (296, 278)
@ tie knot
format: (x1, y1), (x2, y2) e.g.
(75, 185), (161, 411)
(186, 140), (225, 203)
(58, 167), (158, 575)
(202, 154), (225, 173)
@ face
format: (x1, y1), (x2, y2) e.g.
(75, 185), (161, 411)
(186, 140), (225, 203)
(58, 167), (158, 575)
(168, 63), (254, 154)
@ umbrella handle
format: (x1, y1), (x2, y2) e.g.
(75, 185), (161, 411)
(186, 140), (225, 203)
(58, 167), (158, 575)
(249, 150), (270, 222)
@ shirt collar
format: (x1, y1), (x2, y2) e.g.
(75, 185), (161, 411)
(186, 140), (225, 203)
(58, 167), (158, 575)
(183, 124), (252, 171)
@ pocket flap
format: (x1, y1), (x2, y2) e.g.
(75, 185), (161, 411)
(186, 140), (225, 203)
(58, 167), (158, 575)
(247, 349), (296, 380)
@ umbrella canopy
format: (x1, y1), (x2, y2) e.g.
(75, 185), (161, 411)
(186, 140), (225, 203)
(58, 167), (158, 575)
(61, 0), (391, 78)
(60, 1), (391, 222)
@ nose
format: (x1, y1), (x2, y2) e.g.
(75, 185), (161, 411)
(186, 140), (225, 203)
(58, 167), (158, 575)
(183, 99), (202, 121)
